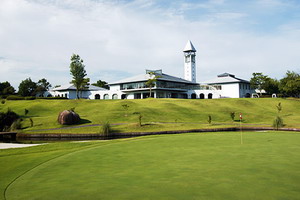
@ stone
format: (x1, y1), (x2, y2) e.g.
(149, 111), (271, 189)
(57, 110), (81, 125)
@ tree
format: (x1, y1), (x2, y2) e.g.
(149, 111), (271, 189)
(37, 78), (51, 91)
(92, 80), (109, 89)
(279, 71), (300, 97)
(145, 72), (161, 98)
(250, 73), (268, 95)
(18, 78), (37, 96)
(35, 78), (52, 96)
(69, 54), (89, 99)
(250, 73), (280, 95)
(263, 78), (279, 95)
(0, 81), (15, 95)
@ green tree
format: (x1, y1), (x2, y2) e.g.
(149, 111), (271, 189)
(18, 78), (37, 96)
(35, 78), (52, 96)
(145, 72), (161, 98)
(69, 54), (89, 99)
(0, 81), (15, 95)
(264, 78), (279, 95)
(250, 73), (268, 95)
(92, 80), (109, 89)
(279, 71), (300, 97)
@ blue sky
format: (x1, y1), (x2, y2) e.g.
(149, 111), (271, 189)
(0, 0), (299, 89)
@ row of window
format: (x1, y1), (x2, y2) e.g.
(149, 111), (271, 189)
(94, 94), (120, 100)
(239, 83), (251, 90)
(191, 93), (213, 99)
(121, 81), (201, 91)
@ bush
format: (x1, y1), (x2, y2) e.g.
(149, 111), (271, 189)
(230, 112), (235, 121)
(24, 96), (36, 100)
(208, 115), (212, 124)
(1, 99), (5, 104)
(29, 118), (34, 127)
(100, 121), (112, 136)
(6, 95), (25, 100)
(37, 97), (68, 100)
(6, 95), (37, 100)
(273, 116), (284, 130)
(0, 109), (20, 131)
(10, 119), (22, 131)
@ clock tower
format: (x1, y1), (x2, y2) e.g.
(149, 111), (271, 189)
(183, 40), (197, 83)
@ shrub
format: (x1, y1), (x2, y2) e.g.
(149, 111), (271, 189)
(100, 121), (111, 136)
(1, 99), (5, 104)
(24, 96), (36, 100)
(6, 95), (37, 100)
(273, 116), (284, 130)
(6, 95), (25, 100)
(10, 119), (22, 131)
(208, 115), (212, 124)
(230, 112), (235, 121)
(24, 109), (29, 116)
(276, 102), (282, 113)
(36, 97), (68, 100)
(0, 109), (20, 131)
(138, 114), (143, 127)
(29, 118), (34, 127)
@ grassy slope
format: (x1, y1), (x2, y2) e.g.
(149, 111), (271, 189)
(0, 98), (299, 133)
(1, 132), (300, 200)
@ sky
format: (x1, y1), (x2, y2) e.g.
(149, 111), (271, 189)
(0, 0), (300, 89)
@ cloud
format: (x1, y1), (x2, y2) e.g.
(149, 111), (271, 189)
(0, 0), (299, 90)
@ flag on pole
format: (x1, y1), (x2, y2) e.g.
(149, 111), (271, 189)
(239, 113), (243, 120)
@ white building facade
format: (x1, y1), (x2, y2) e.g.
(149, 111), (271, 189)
(46, 41), (254, 100)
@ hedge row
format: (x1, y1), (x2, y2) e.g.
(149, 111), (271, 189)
(5, 95), (68, 100)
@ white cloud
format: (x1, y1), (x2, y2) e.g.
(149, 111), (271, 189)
(0, 0), (299, 90)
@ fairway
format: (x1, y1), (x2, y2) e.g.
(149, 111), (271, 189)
(2, 131), (300, 200)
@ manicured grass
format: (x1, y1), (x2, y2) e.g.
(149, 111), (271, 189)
(1, 131), (300, 199)
(0, 98), (299, 133)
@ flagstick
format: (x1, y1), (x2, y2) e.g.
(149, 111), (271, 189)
(240, 118), (243, 145)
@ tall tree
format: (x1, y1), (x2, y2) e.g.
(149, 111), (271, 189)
(263, 78), (279, 95)
(92, 80), (109, 89)
(250, 73), (268, 95)
(145, 72), (161, 98)
(18, 78), (37, 96)
(279, 71), (300, 97)
(0, 81), (15, 95)
(69, 54), (89, 99)
(35, 78), (52, 96)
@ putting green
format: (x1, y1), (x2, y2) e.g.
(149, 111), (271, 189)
(5, 132), (300, 200)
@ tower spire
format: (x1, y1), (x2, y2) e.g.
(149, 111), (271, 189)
(183, 40), (197, 83)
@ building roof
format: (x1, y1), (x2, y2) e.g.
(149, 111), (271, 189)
(183, 40), (196, 52)
(52, 84), (108, 91)
(204, 73), (250, 84)
(109, 70), (198, 85)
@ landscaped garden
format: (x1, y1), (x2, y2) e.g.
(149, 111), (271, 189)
(1, 131), (300, 200)
(0, 98), (299, 134)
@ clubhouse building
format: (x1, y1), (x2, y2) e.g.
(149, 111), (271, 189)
(47, 41), (254, 99)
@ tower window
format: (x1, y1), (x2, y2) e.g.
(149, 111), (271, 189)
(185, 56), (190, 63)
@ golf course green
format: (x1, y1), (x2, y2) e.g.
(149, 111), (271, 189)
(1, 131), (300, 200)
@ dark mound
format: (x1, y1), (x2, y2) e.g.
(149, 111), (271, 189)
(58, 110), (81, 125)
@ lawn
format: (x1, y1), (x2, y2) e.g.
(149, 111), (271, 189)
(0, 98), (299, 134)
(1, 131), (300, 200)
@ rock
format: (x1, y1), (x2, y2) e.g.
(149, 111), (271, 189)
(57, 110), (81, 125)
